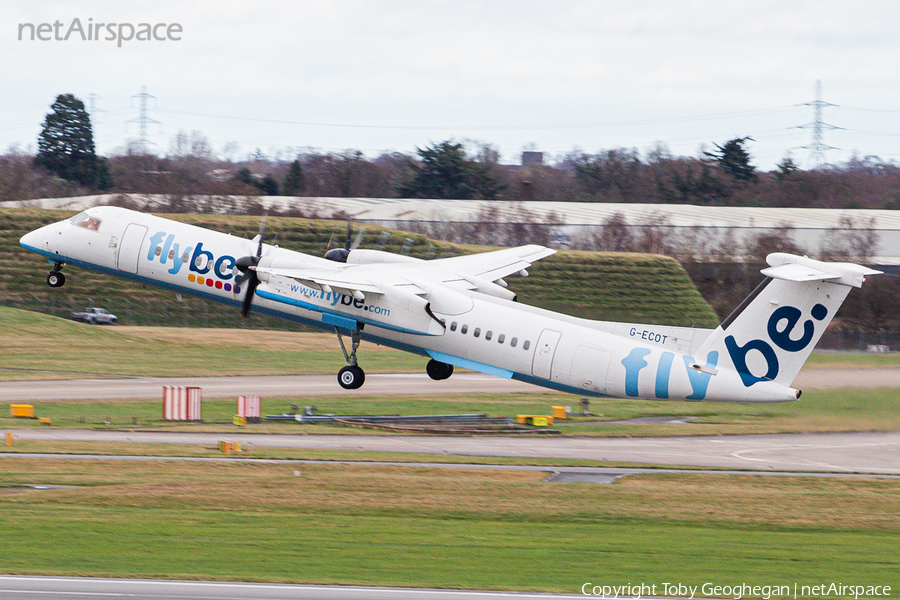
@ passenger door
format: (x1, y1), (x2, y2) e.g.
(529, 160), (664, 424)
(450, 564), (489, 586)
(570, 346), (612, 394)
(531, 329), (562, 379)
(117, 224), (147, 274)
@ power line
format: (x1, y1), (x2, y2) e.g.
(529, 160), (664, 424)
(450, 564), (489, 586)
(155, 105), (801, 132)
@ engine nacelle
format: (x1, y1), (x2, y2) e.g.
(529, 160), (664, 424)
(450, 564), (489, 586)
(346, 249), (423, 265)
(462, 273), (517, 302)
(418, 283), (475, 316)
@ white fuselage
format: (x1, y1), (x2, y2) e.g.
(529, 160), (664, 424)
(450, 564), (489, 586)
(21, 206), (804, 402)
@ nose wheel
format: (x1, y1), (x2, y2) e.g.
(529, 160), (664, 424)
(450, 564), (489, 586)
(338, 365), (365, 390)
(334, 326), (366, 390)
(47, 264), (66, 288)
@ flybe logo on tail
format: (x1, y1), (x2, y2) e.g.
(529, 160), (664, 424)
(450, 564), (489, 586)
(725, 304), (828, 387)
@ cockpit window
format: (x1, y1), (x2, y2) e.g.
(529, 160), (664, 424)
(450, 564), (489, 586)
(69, 212), (102, 231)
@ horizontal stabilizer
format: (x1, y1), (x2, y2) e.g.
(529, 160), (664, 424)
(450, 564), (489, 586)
(760, 262), (836, 282)
(763, 253), (882, 288)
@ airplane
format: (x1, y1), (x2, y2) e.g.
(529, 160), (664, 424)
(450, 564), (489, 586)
(20, 205), (881, 402)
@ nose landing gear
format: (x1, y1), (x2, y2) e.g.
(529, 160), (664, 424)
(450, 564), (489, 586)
(338, 365), (365, 389)
(47, 263), (66, 288)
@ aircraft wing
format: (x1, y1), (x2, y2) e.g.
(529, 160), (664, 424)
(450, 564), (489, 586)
(254, 244), (555, 300)
(422, 244), (556, 284)
(253, 266), (384, 296)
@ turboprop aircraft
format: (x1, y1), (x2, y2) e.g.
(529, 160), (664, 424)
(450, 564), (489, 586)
(20, 206), (881, 402)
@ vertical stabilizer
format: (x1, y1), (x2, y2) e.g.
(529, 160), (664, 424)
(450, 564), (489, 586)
(696, 253), (881, 388)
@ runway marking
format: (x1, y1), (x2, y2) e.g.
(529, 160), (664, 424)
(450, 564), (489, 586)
(730, 439), (900, 472)
(4, 454), (900, 481)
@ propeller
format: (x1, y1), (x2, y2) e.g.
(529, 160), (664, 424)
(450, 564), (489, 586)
(325, 219), (365, 263)
(235, 215), (267, 318)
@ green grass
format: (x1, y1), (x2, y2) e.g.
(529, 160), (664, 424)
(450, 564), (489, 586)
(3, 387), (900, 438)
(0, 458), (897, 593)
(3, 304), (895, 380)
(805, 351), (900, 369)
(0, 307), (422, 379)
(0, 440), (670, 468)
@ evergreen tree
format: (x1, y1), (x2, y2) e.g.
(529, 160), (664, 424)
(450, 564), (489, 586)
(95, 156), (113, 191)
(705, 137), (757, 181)
(232, 167), (279, 195)
(775, 155), (799, 181)
(282, 159), (305, 195)
(35, 94), (104, 187)
(259, 174), (279, 196)
(397, 140), (505, 199)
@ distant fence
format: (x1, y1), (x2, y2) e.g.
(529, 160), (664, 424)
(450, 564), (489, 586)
(818, 328), (898, 353)
(0, 294), (295, 330)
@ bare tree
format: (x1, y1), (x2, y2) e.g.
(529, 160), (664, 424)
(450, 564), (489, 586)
(819, 216), (879, 263)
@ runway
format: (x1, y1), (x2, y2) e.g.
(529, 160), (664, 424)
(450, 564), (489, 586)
(0, 576), (586, 599)
(0, 373), (539, 401)
(10, 429), (900, 474)
(2, 368), (898, 401)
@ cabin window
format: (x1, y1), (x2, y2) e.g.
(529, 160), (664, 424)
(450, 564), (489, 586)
(498, 334), (505, 344)
(69, 212), (102, 231)
(523, 340), (531, 350)
(461, 324), (468, 334)
(485, 330), (492, 341)
(194, 254), (209, 270)
(450, 321), (457, 332)
(473, 327), (481, 338)
(510, 337), (517, 347)
(155, 246), (163, 257)
(168, 249), (176, 260)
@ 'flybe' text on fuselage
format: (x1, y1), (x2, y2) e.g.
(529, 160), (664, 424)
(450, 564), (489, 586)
(146, 231), (236, 279)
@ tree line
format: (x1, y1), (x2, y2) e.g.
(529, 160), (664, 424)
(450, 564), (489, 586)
(4, 93), (900, 211)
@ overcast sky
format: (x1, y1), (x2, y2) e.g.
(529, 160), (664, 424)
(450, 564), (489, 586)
(4, 0), (900, 170)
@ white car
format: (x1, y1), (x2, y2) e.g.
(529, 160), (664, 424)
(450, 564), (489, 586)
(71, 307), (118, 325)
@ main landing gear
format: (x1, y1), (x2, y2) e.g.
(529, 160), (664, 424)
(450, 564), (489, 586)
(426, 359), (453, 381)
(47, 263), (66, 288)
(334, 326), (365, 390)
(331, 327), (454, 390)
